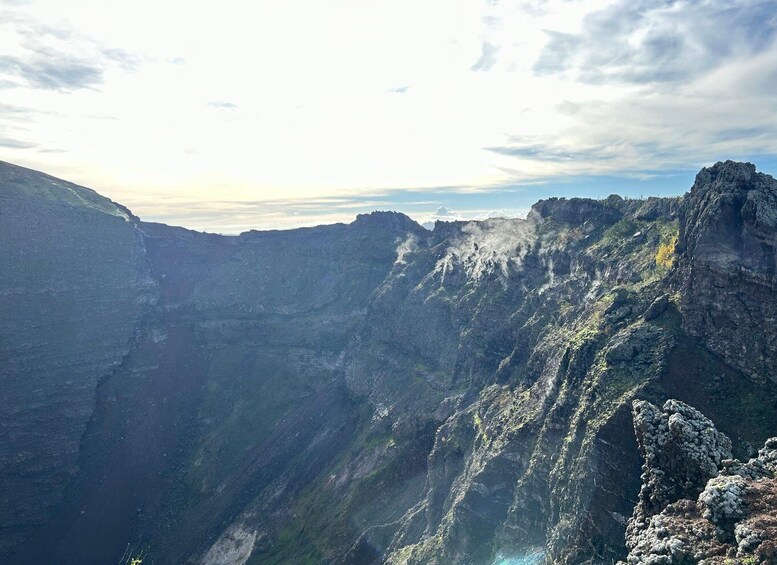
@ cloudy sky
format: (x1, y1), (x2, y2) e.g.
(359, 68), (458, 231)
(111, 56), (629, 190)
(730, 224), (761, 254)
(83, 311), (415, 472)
(1, 0), (776, 232)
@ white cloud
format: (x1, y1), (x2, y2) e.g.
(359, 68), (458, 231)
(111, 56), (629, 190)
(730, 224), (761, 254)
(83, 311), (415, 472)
(417, 206), (464, 230)
(434, 206), (457, 218)
(0, 0), (775, 231)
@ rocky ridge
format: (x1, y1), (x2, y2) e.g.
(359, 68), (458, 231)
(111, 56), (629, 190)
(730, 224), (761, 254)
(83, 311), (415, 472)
(0, 159), (776, 564)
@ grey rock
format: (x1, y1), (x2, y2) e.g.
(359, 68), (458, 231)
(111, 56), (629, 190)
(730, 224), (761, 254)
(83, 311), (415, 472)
(643, 295), (669, 321)
(698, 474), (747, 528)
(605, 324), (665, 364)
(627, 400), (732, 540)
(623, 397), (777, 565)
(676, 160), (777, 383)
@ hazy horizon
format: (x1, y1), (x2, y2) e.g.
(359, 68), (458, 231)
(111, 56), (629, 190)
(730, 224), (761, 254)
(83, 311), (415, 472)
(2, 0), (777, 231)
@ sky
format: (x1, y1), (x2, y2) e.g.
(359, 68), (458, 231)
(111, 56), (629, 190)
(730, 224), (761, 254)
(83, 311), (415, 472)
(1, 0), (777, 233)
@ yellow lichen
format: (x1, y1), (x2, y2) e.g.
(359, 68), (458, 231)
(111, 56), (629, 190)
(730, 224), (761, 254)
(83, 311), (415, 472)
(655, 234), (678, 268)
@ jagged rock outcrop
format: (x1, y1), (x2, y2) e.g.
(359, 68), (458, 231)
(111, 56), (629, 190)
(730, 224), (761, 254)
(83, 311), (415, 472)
(622, 400), (777, 565)
(676, 160), (777, 382)
(532, 195), (681, 227)
(628, 400), (732, 535)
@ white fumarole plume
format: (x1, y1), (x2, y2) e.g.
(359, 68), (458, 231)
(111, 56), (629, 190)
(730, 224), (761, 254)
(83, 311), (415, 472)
(434, 217), (538, 283)
(394, 234), (420, 265)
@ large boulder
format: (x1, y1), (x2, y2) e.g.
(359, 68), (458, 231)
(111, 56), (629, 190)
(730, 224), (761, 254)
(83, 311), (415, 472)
(622, 399), (777, 565)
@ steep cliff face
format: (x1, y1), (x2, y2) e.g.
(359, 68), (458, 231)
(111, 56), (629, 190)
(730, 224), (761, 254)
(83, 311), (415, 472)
(0, 161), (156, 560)
(350, 184), (773, 565)
(676, 161), (777, 382)
(11, 209), (427, 564)
(1, 160), (775, 565)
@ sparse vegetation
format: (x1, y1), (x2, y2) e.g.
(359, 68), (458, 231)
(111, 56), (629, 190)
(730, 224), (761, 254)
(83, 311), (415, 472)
(656, 232), (679, 268)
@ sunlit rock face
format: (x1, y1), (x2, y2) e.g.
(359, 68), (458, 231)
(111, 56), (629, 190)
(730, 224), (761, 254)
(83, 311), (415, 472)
(1, 160), (776, 565)
(621, 401), (777, 565)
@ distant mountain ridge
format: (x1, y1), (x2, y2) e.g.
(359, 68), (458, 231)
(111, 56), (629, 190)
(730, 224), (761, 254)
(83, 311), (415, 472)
(1, 159), (776, 564)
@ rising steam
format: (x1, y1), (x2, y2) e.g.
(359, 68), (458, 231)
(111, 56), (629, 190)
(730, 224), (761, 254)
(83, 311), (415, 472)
(394, 234), (419, 265)
(434, 217), (537, 282)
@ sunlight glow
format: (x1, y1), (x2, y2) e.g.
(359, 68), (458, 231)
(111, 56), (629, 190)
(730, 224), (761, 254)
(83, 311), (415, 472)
(1, 0), (776, 230)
